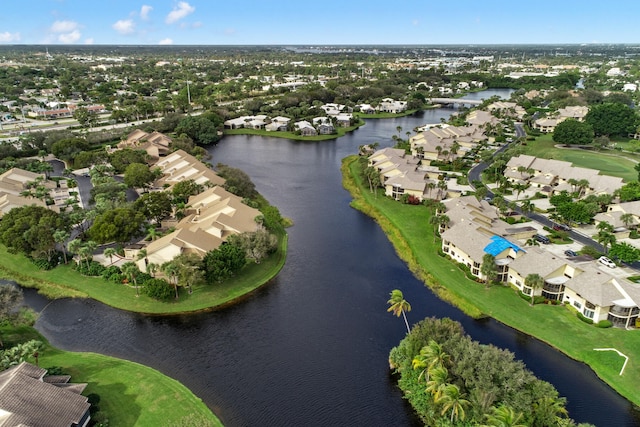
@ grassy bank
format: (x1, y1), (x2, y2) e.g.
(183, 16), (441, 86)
(223, 120), (364, 141)
(0, 231), (287, 314)
(342, 155), (640, 407)
(1, 325), (221, 427)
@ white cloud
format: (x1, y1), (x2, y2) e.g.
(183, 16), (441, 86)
(0, 32), (20, 43)
(58, 30), (81, 44)
(84, 38), (94, 45)
(166, 2), (195, 24)
(158, 38), (173, 45)
(140, 5), (153, 20)
(113, 19), (135, 35)
(49, 20), (82, 44)
(51, 20), (79, 33)
(191, 21), (202, 29)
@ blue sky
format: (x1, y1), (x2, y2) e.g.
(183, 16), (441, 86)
(1, 1), (638, 45)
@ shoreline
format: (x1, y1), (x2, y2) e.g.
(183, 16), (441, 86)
(341, 155), (640, 409)
(0, 232), (288, 315)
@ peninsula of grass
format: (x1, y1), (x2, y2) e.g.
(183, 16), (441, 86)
(353, 109), (422, 119)
(522, 134), (639, 182)
(223, 119), (364, 141)
(1, 325), (221, 427)
(342, 155), (640, 407)
(0, 230), (287, 315)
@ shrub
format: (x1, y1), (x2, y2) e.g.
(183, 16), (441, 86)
(101, 265), (123, 283)
(596, 320), (613, 328)
(518, 291), (545, 304)
(143, 278), (175, 301)
(74, 261), (106, 277)
(579, 245), (602, 259)
(577, 312), (594, 324)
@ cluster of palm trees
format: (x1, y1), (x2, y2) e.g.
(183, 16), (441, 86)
(411, 340), (534, 426)
(411, 340), (471, 423)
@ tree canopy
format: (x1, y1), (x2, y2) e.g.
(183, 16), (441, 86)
(0, 205), (67, 260)
(123, 163), (160, 189)
(175, 114), (222, 145)
(89, 207), (145, 244)
(216, 163), (257, 199)
(552, 119), (594, 145)
(584, 103), (639, 137)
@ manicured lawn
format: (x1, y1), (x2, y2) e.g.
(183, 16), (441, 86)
(523, 134), (639, 182)
(1, 326), (221, 427)
(343, 155), (640, 407)
(0, 231), (287, 314)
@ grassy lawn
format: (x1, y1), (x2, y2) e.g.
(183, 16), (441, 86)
(0, 231), (287, 314)
(522, 134), (638, 182)
(343, 155), (640, 407)
(1, 325), (221, 427)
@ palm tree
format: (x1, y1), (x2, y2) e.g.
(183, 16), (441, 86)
(525, 237), (540, 247)
(425, 365), (449, 400)
(387, 289), (411, 333)
(436, 383), (470, 423)
(524, 273), (544, 306)
(520, 199), (534, 216)
(147, 262), (159, 278)
(621, 213), (635, 229)
(533, 396), (569, 426)
(161, 261), (180, 299)
(121, 262), (140, 297)
(596, 226), (616, 254)
(480, 253), (498, 286)
(53, 230), (70, 264)
(483, 404), (527, 427)
(103, 247), (117, 266)
(423, 340), (450, 371)
(67, 239), (82, 264)
(145, 226), (159, 241)
(136, 248), (148, 268)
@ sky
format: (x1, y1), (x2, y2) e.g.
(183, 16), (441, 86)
(1, 1), (639, 46)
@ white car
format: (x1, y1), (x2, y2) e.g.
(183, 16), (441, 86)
(598, 256), (616, 268)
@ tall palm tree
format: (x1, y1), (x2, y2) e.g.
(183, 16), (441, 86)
(53, 230), (70, 264)
(480, 253), (498, 286)
(103, 247), (117, 265)
(387, 289), (411, 333)
(533, 396), (569, 426)
(147, 262), (159, 278)
(161, 261), (180, 299)
(520, 199), (534, 216)
(483, 404), (527, 427)
(436, 383), (470, 423)
(121, 262), (140, 297)
(524, 273), (544, 306)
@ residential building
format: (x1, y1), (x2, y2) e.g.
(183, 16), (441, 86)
(154, 149), (226, 189)
(0, 362), (91, 427)
(116, 129), (172, 161)
(377, 98), (407, 114)
(504, 154), (624, 197)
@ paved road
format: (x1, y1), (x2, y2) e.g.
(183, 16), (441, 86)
(466, 125), (640, 270)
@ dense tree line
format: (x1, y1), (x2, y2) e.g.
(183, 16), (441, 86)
(389, 317), (594, 427)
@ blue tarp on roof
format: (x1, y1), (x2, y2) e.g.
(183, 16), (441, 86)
(483, 235), (523, 256)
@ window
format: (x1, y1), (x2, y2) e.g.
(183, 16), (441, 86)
(523, 287), (532, 295)
(583, 308), (595, 319)
(573, 301), (582, 309)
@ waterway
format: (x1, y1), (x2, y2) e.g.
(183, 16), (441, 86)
(28, 89), (640, 426)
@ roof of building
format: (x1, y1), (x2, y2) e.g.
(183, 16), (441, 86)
(0, 362), (90, 427)
(483, 235), (524, 257)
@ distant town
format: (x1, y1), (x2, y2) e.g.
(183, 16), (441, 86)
(2, 43), (640, 426)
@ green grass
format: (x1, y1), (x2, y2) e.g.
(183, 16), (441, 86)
(0, 231), (287, 314)
(522, 134), (639, 181)
(343, 155), (640, 407)
(1, 325), (221, 427)
(353, 109), (421, 119)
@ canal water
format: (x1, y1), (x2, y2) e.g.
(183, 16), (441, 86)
(29, 89), (640, 426)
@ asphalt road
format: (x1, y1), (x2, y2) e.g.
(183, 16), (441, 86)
(466, 125), (640, 270)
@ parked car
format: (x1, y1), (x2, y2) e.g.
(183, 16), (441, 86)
(534, 234), (550, 244)
(598, 256), (616, 268)
(564, 250), (578, 257)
